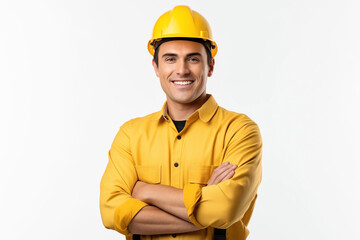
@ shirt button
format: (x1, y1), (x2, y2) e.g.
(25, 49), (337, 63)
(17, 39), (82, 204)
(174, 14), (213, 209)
(177, 135), (181, 140)
(172, 234), (177, 238)
(174, 162), (179, 167)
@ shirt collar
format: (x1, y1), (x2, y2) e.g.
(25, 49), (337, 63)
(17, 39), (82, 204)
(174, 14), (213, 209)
(154, 94), (218, 123)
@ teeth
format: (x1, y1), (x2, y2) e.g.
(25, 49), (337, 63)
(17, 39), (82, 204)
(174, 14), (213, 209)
(173, 81), (193, 85)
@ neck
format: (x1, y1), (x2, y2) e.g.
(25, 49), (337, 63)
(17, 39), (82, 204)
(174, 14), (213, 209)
(167, 94), (209, 121)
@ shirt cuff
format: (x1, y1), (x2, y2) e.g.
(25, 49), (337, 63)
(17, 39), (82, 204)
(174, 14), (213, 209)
(183, 183), (204, 228)
(113, 198), (148, 236)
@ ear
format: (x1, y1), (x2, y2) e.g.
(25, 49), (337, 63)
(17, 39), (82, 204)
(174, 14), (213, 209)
(152, 59), (160, 77)
(207, 58), (215, 77)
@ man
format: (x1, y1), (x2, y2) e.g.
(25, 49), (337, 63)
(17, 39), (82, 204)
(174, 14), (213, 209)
(100, 5), (262, 240)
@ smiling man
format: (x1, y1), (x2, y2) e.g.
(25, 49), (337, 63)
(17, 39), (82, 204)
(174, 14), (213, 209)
(100, 5), (262, 240)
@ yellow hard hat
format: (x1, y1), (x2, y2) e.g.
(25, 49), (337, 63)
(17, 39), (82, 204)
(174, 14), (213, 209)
(148, 5), (218, 57)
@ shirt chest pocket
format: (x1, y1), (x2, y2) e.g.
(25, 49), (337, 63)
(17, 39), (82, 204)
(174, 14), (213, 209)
(136, 165), (161, 184)
(188, 165), (216, 185)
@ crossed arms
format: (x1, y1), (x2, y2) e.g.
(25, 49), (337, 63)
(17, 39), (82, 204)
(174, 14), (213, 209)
(128, 162), (238, 235)
(100, 121), (262, 237)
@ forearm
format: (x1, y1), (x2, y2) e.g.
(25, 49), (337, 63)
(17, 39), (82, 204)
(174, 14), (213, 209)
(131, 163), (239, 226)
(128, 205), (201, 235)
(133, 182), (190, 222)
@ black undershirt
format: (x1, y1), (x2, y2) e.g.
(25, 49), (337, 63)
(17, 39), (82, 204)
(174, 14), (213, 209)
(173, 120), (186, 133)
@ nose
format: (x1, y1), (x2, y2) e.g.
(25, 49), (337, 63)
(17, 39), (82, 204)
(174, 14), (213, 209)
(176, 60), (190, 76)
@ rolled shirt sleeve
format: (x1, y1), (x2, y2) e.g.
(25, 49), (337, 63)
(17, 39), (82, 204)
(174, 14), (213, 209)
(183, 122), (262, 229)
(100, 121), (148, 237)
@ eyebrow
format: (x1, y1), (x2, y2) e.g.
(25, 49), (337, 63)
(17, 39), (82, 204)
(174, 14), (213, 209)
(161, 52), (202, 58)
(161, 53), (177, 58)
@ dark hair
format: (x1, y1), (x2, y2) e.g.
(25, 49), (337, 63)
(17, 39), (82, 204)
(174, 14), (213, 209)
(152, 37), (213, 66)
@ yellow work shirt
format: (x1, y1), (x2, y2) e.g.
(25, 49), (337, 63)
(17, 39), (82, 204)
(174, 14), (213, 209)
(100, 95), (262, 240)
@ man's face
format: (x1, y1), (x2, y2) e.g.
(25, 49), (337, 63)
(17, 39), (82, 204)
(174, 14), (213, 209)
(152, 40), (214, 107)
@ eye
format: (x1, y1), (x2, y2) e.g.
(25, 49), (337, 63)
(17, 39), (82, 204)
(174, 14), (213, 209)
(165, 57), (176, 63)
(188, 57), (200, 63)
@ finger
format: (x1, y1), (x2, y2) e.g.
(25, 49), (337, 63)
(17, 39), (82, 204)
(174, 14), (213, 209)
(213, 162), (235, 175)
(213, 162), (230, 173)
(213, 166), (237, 184)
(209, 164), (234, 183)
(221, 169), (236, 182)
(208, 164), (237, 185)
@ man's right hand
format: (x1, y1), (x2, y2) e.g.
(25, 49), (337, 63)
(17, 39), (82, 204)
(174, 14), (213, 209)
(207, 162), (238, 186)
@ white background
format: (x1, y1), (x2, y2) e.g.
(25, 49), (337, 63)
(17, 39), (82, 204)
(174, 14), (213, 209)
(1, 0), (359, 239)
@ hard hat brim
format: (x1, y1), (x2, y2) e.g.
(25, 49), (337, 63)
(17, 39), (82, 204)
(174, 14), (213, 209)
(147, 38), (217, 57)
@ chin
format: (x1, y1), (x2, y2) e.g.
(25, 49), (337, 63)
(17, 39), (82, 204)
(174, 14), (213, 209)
(175, 99), (194, 104)
(171, 96), (195, 104)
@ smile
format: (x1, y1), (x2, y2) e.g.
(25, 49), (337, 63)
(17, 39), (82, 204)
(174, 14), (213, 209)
(171, 80), (194, 86)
